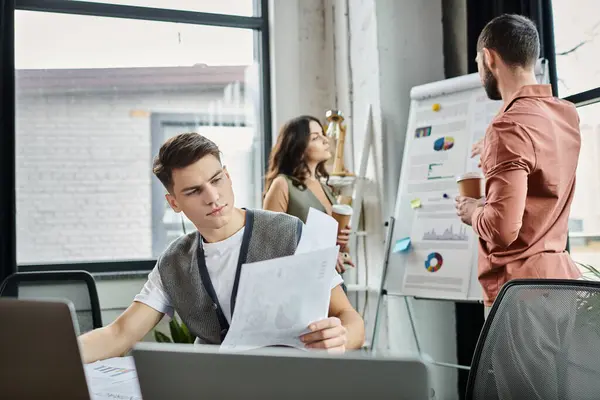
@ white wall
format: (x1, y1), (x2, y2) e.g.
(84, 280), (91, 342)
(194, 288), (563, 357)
(374, 0), (446, 214)
(269, 0), (337, 138)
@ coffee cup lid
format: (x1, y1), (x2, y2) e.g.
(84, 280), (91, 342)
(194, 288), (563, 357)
(456, 172), (483, 182)
(332, 204), (353, 216)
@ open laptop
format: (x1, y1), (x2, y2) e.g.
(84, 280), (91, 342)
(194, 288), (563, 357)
(0, 298), (91, 399)
(133, 342), (431, 400)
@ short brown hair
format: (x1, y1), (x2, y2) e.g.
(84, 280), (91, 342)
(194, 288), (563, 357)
(477, 14), (539, 68)
(153, 132), (221, 191)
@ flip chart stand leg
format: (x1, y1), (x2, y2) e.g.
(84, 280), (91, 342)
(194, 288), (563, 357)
(370, 216), (395, 356)
(404, 294), (422, 354)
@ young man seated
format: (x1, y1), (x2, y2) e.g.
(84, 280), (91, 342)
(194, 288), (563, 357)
(79, 132), (365, 363)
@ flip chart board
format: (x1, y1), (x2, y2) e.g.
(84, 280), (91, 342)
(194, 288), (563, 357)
(386, 60), (549, 301)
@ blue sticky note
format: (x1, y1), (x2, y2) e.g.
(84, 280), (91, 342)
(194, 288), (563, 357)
(393, 237), (411, 253)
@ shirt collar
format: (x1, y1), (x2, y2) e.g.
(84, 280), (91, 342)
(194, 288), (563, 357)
(502, 84), (552, 112)
(202, 227), (245, 257)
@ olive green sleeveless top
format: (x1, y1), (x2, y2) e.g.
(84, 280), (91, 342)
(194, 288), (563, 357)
(282, 175), (336, 223)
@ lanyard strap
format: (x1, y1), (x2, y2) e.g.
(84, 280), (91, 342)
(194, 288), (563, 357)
(196, 210), (254, 342)
(229, 210), (253, 317)
(196, 243), (229, 341)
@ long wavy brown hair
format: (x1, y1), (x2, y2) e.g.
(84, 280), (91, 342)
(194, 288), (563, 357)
(264, 115), (330, 196)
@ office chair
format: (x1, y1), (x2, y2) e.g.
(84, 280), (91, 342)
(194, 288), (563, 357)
(0, 270), (103, 333)
(466, 279), (600, 400)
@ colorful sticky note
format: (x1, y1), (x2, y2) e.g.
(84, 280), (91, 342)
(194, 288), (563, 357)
(393, 237), (411, 253)
(410, 199), (422, 209)
(432, 103), (441, 112)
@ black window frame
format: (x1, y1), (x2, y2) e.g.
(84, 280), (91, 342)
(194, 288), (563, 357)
(564, 88), (600, 107)
(1, 0), (272, 279)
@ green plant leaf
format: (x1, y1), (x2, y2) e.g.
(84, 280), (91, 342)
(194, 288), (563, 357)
(576, 262), (600, 279)
(179, 319), (194, 343)
(154, 330), (172, 343)
(169, 318), (184, 343)
(586, 264), (600, 277)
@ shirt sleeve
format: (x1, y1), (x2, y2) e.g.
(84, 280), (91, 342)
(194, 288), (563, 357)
(330, 271), (344, 289)
(133, 265), (174, 318)
(263, 176), (290, 213)
(472, 119), (536, 249)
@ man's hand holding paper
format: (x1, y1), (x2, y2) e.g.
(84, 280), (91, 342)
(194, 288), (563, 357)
(220, 208), (345, 352)
(300, 316), (347, 353)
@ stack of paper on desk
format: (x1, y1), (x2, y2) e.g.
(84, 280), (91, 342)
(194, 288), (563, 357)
(221, 208), (340, 351)
(84, 356), (142, 400)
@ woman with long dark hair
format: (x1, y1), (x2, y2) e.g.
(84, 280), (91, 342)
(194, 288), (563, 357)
(263, 115), (354, 274)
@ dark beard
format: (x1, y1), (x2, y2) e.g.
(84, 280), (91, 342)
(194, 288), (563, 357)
(483, 63), (502, 101)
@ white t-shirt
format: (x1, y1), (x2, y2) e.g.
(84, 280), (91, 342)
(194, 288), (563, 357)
(134, 227), (343, 321)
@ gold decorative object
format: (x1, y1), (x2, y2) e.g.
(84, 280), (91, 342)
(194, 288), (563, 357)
(324, 110), (353, 176)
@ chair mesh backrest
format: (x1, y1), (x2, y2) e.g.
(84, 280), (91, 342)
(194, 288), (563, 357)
(11, 281), (96, 334)
(470, 281), (600, 400)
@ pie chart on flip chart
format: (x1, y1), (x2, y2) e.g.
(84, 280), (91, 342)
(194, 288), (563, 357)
(424, 252), (443, 272)
(433, 136), (454, 151)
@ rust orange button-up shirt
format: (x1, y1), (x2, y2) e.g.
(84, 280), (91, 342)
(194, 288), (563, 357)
(471, 84), (582, 306)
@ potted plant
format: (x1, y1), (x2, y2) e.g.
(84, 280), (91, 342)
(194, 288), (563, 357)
(577, 262), (600, 281)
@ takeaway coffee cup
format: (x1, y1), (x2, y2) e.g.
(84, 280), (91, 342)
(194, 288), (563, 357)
(331, 204), (353, 232)
(456, 172), (483, 198)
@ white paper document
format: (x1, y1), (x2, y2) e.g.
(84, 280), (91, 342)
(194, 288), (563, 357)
(295, 207), (339, 254)
(85, 356), (142, 400)
(220, 245), (339, 352)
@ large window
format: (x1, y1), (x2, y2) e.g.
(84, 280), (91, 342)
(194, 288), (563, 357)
(552, 0), (600, 98)
(11, 0), (270, 271)
(552, 0), (600, 272)
(568, 102), (600, 266)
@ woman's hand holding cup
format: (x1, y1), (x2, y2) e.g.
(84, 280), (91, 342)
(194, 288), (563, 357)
(331, 204), (353, 251)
